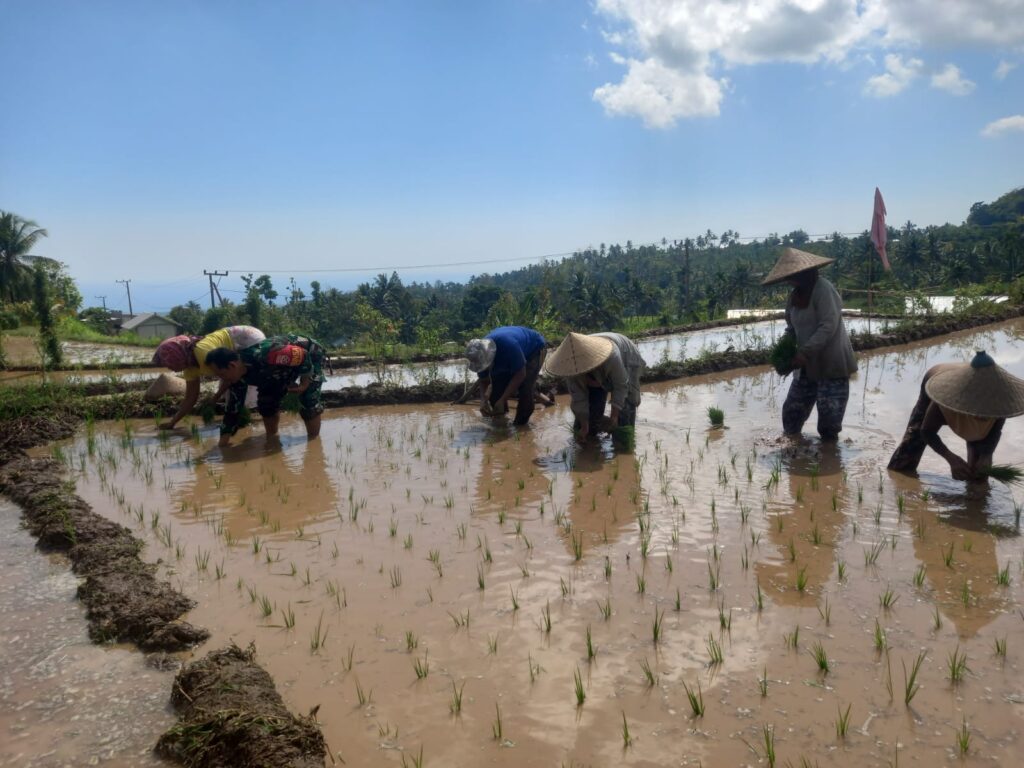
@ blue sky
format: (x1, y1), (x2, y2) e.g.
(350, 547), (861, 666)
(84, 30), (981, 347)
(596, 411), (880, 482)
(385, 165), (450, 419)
(2, 0), (1022, 312)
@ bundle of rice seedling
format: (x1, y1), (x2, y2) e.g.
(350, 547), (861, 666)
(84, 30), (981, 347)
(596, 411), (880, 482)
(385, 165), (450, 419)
(769, 334), (798, 375)
(199, 402), (217, 425)
(980, 464), (1024, 485)
(612, 425), (636, 451)
(707, 406), (725, 428)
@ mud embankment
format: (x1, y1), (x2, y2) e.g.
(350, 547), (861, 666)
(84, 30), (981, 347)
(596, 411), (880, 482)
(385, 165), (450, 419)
(156, 644), (326, 768)
(0, 454), (209, 650)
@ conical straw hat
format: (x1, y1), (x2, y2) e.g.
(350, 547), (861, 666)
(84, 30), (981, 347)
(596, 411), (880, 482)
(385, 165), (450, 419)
(925, 351), (1024, 418)
(761, 247), (835, 286)
(544, 332), (615, 377)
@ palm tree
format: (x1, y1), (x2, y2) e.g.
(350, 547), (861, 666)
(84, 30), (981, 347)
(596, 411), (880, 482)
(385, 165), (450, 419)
(0, 211), (49, 303)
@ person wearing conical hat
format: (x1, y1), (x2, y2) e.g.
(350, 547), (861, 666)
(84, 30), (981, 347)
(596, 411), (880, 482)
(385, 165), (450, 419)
(152, 325), (266, 430)
(762, 247), (857, 441)
(464, 326), (547, 425)
(544, 332), (645, 440)
(888, 351), (1024, 481)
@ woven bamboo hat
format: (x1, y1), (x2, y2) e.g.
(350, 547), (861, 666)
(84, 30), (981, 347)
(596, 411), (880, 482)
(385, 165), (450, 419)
(925, 351), (1024, 418)
(761, 247), (835, 286)
(544, 332), (615, 377)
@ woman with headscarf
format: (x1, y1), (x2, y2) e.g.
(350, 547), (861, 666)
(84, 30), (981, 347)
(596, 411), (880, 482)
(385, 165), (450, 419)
(762, 248), (857, 441)
(543, 331), (645, 440)
(888, 351), (1024, 481)
(152, 325), (265, 429)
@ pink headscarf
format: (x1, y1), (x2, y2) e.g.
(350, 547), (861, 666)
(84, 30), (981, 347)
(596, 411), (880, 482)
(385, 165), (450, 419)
(153, 335), (201, 371)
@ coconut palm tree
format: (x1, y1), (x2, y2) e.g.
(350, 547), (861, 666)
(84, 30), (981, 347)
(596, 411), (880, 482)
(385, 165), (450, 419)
(0, 211), (49, 303)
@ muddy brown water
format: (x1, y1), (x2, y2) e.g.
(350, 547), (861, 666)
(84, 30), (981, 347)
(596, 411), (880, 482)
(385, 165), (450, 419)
(4, 319), (1024, 766)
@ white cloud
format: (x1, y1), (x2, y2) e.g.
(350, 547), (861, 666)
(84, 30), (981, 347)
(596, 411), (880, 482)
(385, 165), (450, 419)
(593, 57), (724, 127)
(995, 60), (1016, 80)
(864, 54), (923, 97)
(981, 115), (1024, 137)
(591, 0), (1024, 126)
(930, 64), (975, 96)
(878, 0), (1024, 48)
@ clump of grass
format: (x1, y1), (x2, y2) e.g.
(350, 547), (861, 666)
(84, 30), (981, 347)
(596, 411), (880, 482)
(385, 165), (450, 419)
(873, 619), (888, 653)
(639, 657), (657, 687)
(413, 652), (429, 679)
(707, 406), (725, 428)
(980, 464), (1024, 485)
(769, 334), (798, 375)
(652, 607), (665, 645)
(956, 717), (971, 756)
(758, 666), (768, 697)
(706, 633), (724, 665)
(761, 724), (777, 768)
(683, 680), (705, 717)
(449, 681), (465, 714)
(309, 612), (328, 652)
(879, 585), (899, 610)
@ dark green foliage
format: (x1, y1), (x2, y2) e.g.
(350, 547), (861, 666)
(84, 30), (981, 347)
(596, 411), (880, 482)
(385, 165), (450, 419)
(769, 334), (798, 375)
(612, 425), (636, 451)
(33, 263), (62, 368)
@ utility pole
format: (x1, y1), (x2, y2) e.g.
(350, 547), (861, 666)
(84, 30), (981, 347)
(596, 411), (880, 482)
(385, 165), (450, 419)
(116, 279), (133, 316)
(204, 270), (229, 309)
(95, 295), (107, 310)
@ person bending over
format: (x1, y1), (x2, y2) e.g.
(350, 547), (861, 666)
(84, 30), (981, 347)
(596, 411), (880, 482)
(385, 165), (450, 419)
(463, 326), (547, 426)
(206, 334), (327, 446)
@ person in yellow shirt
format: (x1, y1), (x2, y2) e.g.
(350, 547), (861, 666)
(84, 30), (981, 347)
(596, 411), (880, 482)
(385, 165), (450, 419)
(888, 351), (1024, 481)
(152, 325), (265, 429)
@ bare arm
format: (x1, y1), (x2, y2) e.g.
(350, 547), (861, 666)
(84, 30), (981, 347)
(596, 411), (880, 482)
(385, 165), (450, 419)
(495, 368), (526, 410)
(921, 402), (972, 480)
(160, 378), (201, 429)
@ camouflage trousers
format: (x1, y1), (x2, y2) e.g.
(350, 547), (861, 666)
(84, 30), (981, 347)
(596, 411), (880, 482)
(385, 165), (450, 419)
(782, 375), (849, 441)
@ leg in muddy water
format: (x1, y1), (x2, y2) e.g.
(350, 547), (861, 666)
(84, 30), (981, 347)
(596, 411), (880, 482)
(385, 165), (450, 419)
(781, 374), (817, 436)
(888, 383), (932, 472)
(304, 413), (321, 439)
(512, 349), (544, 426)
(815, 377), (849, 441)
(263, 411), (280, 437)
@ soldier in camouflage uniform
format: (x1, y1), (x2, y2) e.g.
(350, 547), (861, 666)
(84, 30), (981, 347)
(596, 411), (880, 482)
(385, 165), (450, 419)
(206, 334), (327, 445)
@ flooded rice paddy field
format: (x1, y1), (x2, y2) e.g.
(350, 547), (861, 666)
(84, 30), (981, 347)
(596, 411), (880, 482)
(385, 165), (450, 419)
(6, 318), (1024, 767)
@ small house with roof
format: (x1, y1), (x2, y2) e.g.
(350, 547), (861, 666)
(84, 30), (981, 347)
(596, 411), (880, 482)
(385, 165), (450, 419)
(119, 313), (181, 339)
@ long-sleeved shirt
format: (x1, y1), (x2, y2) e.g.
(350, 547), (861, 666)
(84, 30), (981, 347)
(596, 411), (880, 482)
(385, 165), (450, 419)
(785, 277), (857, 382)
(567, 332), (645, 423)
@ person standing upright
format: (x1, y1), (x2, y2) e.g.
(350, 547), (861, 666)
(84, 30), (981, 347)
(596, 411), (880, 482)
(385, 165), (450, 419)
(762, 248), (857, 441)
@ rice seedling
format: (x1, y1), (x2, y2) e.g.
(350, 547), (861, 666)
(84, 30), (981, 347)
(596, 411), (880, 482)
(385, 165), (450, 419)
(835, 704), (852, 740)
(571, 530), (583, 561)
(510, 586), (520, 612)
(955, 717), (972, 756)
(674, 588), (681, 612)
(758, 666), (768, 697)
(707, 406), (725, 428)
(997, 563), (1011, 586)
(400, 745), (424, 768)
(817, 596), (831, 626)
(390, 565), (402, 589)
(541, 601), (552, 634)
(995, 636), (1007, 658)
(449, 681), (465, 714)
(943, 542), (955, 568)
(449, 609), (470, 629)
(664, 552), (673, 572)
(707, 562), (720, 591)
(933, 605), (943, 631)
(683, 680), (705, 717)
(635, 573), (646, 594)
(784, 625), (800, 650)
(585, 625), (596, 660)
(864, 540), (885, 566)
(787, 538), (798, 563)
(652, 607), (665, 644)
(706, 632), (724, 665)
(491, 702), (504, 741)
(309, 612), (328, 653)
(604, 556), (612, 580)
(761, 724), (776, 768)
(413, 652), (429, 679)
(962, 538), (972, 552)
(718, 600), (733, 632)
(477, 564), (486, 591)
(405, 631), (418, 651)
(573, 666), (586, 706)
(810, 641), (830, 674)
(879, 585), (899, 610)
(754, 580), (765, 612)
(488, 634), (499, 655)
(980, 464), (1024, 485)
(873, 619), (888, 652)
(560, 577), (571, 597)
(903, 651), (926, 706)
(281, 603), (296, 630)
(528, 653), (542, 683)
(913, 563), (926, 588)
(947, 645), (968, 684)
(258, 594), (274, 618)
(741, 546), (749, 571)
(639, 657), (657, 686)
(836, 560), (847, 581)
(795, 566), (808, 593)
(621, 711), (633, 748)
(960, 579), (972, 608)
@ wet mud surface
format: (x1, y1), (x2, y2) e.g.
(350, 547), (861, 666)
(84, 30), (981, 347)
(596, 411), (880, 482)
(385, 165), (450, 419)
(4, 314), (1024, 766)
(155, 644), (326, 768)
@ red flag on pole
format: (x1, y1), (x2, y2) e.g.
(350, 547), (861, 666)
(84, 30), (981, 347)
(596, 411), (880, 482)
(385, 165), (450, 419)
(871, 187), (891, 271)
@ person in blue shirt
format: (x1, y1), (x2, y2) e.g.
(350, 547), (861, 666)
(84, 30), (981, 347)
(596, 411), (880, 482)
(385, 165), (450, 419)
(464, 326), (547, 426)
